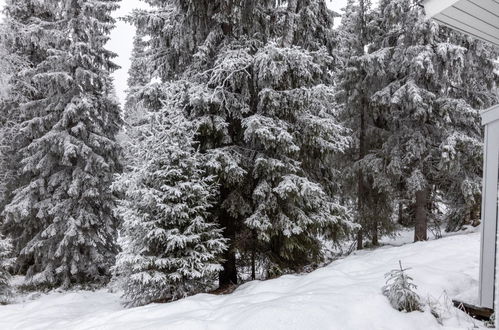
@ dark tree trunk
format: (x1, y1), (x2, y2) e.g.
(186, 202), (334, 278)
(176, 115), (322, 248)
(356, 1), (369, 250)
(372, 221), (379, 246)
(251, 249), (256, 280)
(219, 250), (238, 287)
(218, 202), (238, 287)
(472, 202), (481, 227)
(357, 102), (367, 250)
(251, 228), (257, 280)
(356, 229), (363, 250)
(282, 0), (298, 47)
(398, 201), (403, 225)
(414, 189), (428, 242)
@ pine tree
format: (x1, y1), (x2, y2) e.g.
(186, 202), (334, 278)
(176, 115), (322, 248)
(369, 0), (499, 240)
(242, 42), (352, 271)
(439, 34), (499, 231)
(337, 0), (395, 249)
(117, 28), (153, 168)
(2, 0), (122, 288)
(130, 0), (354, 284)
(0, 0), (46, 228)
(382, 261), (422, 312)
(123, 29), (150, 131)
(0, 235), (14, 304)
(0, 38), (16, 217)
(113, 98), (227, 307)
(0, 32), (17, 303)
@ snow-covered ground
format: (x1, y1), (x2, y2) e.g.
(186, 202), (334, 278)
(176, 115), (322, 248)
(0, 232), (486, 330)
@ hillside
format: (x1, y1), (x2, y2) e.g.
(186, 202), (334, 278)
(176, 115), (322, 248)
(0, 232), (485, 330)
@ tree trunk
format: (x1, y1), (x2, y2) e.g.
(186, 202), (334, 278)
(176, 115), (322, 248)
(356, 101), (367, 250)
(472, 202), (481, 227)
(251, 249), (256, 280)
(356, 229), (363, 250)
(219, 250), (238, 287)
(282, 0), (298, 47)
(353, 0), (370, 251)
(372, 221), (379, 246)
(218, 205), (238, 287)
(414, 189), (428, 242)
(398, 201), (403, 225)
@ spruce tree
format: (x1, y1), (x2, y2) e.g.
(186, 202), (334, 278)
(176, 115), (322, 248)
(116, 16), (226, 306)
(0, 0), (48, 229)
(337, 0), (395, 248)
(123, 29), (150, 131)
(2, 0), (122, 288)
(0, 37), (16, 218)
(242, 42), (352, 271)
(369, 0), (499, 240)
(439, 34), (499, 231)
(113, 98), (227, 307)
(0, 235), (13, 304)
(130, 0), (354, 284)
(0, 25), (17, 303)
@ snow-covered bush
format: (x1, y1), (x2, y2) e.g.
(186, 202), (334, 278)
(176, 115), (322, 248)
(113, 103), (227, 307)
(382, 261), (422, 312)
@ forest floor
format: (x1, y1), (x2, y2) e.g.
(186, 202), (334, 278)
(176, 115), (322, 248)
(0, 229), (488, 330)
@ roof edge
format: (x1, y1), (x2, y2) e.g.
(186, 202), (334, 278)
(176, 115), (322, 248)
(482, 104), (499, 125)
(422, 0), (462, 18)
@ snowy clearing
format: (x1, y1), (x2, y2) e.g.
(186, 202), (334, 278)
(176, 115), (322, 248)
(0, 232), (485, 330)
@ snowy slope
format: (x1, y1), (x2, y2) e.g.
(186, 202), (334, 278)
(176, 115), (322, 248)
(0, 232), (485, 330)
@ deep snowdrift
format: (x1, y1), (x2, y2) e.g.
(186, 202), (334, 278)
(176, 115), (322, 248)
(0, 232), (485, 330)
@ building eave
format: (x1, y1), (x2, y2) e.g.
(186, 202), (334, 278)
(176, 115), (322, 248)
(423, 0), (499, 47)
(482, 104), (499, 125)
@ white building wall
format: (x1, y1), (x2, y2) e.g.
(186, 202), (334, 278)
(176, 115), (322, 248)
(480, 108), (499, 310)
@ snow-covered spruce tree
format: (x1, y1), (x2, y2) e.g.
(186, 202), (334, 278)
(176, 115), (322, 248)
(2, 0), (122, 288)
(0, 38), (17, 218)
(244, 42), (352, 272)
(439, 34), (499, 232)
(123, 29), (151, 131)
(369, 0), (499, 240)
(382, 261), (422, 312)
(117, 28), (153, 170)
(0, 34), (18, 302)
(210, 1), (352, 277)
(0, 0), (47, 232)
(0, 236), (14, 304)
(336, 0), (395, 248)
(116, 13), (226, 305)
(130, 0), (353, 284)
(113, 98), (227, 307)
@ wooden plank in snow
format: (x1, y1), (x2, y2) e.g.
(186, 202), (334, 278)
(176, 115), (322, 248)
(452, 300), (494, 321)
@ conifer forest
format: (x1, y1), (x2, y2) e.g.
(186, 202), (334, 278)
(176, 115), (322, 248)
(0, 1), (497, 329)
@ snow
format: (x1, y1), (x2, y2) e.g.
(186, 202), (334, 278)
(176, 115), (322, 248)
(380, 225), (480, 247)
(0, 232), (485, 329)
